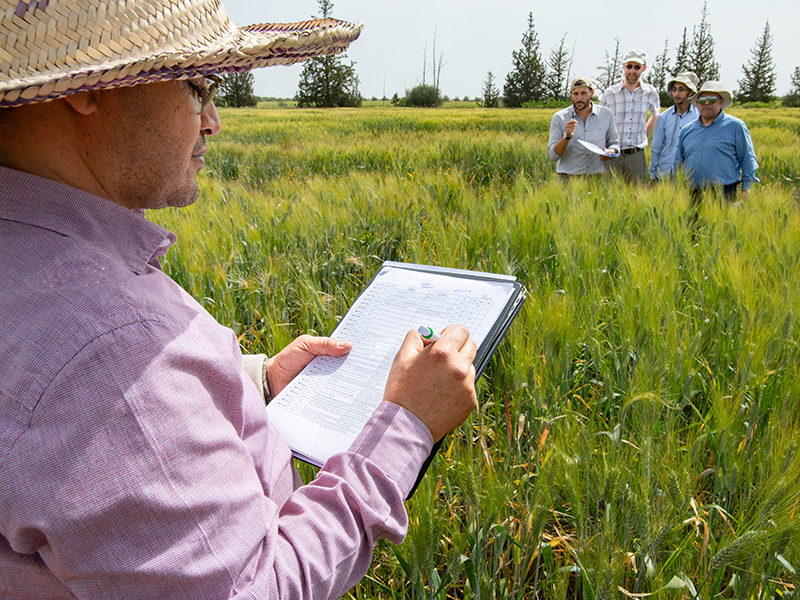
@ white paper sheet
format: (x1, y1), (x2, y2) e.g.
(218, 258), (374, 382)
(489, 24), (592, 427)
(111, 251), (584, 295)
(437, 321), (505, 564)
(266, 264), (519, 466)
(577, 138), (620, 157)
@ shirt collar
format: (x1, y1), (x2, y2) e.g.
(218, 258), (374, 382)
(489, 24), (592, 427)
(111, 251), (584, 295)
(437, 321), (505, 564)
(572, 103), (601, 119)
(700, 110), (726, 128)
(671, 103), (698, 117)
(0, 167), (176, 275)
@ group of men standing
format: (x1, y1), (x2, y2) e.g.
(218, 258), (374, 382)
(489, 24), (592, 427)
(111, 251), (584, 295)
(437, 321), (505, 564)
(548, 48), (759, 201)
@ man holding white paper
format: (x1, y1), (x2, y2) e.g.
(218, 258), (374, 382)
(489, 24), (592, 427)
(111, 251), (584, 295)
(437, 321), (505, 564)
(0, 1), (479, 598)
(548, 76), (620, 178)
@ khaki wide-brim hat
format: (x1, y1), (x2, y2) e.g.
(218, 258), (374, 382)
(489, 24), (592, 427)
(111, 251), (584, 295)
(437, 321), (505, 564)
(0, 0), (363, 108)
(667, 72), (699, 96)
(691, 81), (732, 110)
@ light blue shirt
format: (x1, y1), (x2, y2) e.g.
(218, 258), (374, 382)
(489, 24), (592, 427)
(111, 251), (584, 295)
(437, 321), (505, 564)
(548, 103), (620, 175)
(676, 111), (759, 190)
(648, 103), (699, 180)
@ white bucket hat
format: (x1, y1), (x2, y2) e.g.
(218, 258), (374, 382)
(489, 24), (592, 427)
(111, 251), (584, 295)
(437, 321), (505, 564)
(0, 0), (363, 108)
(691, 81), (732, 110)
(667, 72), (699, 96)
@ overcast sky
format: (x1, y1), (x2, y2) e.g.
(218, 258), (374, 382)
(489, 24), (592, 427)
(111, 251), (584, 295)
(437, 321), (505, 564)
(223, 0), (799, 100)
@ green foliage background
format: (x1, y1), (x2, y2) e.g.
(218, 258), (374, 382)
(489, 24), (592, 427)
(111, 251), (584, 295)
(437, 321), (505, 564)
(152, 106), (800, 599)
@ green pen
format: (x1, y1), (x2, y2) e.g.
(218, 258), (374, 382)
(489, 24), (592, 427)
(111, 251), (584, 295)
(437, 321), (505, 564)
(417, 325), (441, 342)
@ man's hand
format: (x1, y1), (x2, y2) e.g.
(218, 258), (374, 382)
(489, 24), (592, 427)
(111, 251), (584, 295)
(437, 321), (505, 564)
(383, 325), (478, 442)
(565, 119), (577, 138)
(267, 335), (352, 396)
(600, 149), (616, 162)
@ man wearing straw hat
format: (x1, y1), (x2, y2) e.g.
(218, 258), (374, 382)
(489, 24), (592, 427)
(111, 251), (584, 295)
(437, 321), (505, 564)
(0, 1), (478, 598)
(648, 72), (700, 181)
(675, 81), (759, 202)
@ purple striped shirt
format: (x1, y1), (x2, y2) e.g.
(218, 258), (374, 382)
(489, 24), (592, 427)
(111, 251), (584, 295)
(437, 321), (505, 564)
(0, 167), (433, 599)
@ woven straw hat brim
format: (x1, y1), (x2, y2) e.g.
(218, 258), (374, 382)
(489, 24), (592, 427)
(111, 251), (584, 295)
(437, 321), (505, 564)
(1, 1), (363, 108)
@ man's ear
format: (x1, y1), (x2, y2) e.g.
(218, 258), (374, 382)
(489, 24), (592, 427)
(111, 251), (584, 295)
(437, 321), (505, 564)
(63, 90), (100, 116)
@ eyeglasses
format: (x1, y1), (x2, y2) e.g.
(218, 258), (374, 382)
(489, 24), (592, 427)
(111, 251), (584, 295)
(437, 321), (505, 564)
(186, 75), (220, 113)
(697, 96), (719, 105)
(670, 86), (688, 95)
(624, 64), (642, 71)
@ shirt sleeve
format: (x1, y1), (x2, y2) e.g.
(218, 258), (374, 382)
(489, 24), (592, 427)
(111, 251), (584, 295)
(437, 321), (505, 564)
(675, 126), (688, 174)
(1, 319), (433, 600)
(649, 90), (661, 119)
(599, 89), (610, 108)
(649, 114), (665, 179)
(605, 112), (620, 154)
(736, 121), (759, 189)
(548, 112), (566, 162)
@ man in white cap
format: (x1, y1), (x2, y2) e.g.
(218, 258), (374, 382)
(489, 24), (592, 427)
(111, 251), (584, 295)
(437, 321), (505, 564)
(0, 1), (478, 598)
(599, 49), (661, 182)
(649, 72), (700, 181)
(675, 81), (759, 202)
(548, 76), (620, 177)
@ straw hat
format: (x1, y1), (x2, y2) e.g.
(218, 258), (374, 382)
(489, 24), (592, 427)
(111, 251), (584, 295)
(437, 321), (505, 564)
(0, 0), (363, 108)
(690, 81), (732, 110)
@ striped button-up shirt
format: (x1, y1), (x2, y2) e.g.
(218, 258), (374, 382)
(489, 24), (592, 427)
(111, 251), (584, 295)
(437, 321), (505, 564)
(600, 81), (661, 150)
(0, 167), (432, 599)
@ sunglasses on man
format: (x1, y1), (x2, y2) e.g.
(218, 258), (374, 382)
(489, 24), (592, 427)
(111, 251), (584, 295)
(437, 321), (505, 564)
(624, 64), (642, 71)
(696, 96), (719, 105)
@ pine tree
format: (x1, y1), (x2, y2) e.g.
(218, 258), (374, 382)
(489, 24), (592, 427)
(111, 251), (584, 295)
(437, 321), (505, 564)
(547, 34), (574, 101)
(782, 66), (800, 107)
(503, 13), (548, 108)
(481, 71), (500, 108)
(646, 39), (671, 106)
(689, 2), (720, 83)
(294, 0), (362, 108)
(596, 37), (621, 91)
(672, 28), (691, 76)
(217, 72), (258, 108)
(737, 21), (777, 103)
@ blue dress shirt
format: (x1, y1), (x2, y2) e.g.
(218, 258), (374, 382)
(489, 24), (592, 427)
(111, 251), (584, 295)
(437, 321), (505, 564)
(675, 111), (759, 190)
(649, 104), (699, 180)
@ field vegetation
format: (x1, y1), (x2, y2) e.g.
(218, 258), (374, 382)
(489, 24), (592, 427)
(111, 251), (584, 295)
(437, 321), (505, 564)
(152, 106), (800, 599)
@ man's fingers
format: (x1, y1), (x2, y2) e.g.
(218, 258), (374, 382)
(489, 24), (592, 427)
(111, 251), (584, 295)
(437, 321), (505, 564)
(294, 334), (352, 357)
(435, 325), (477, 362)
(267, 335), (353, 396)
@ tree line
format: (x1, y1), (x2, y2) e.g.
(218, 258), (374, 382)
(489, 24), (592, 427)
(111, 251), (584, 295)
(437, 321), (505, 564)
(215, 1), (800, 109)
(485, 2), (796, 109)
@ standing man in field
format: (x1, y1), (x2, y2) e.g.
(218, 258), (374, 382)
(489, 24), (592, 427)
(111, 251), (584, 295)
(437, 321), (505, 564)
(600, 49), (661, 182)
(0, 1), (478, 598)
(649, 72), (700, 181)
(548, 76), (620, 177)
(675, 81), (759, 203)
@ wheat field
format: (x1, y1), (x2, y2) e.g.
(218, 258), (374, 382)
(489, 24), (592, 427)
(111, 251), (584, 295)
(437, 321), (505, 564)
(152, 106), (800, 599)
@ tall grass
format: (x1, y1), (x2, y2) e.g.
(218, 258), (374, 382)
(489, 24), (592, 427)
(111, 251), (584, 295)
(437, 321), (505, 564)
(152, 106), (800, 598)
